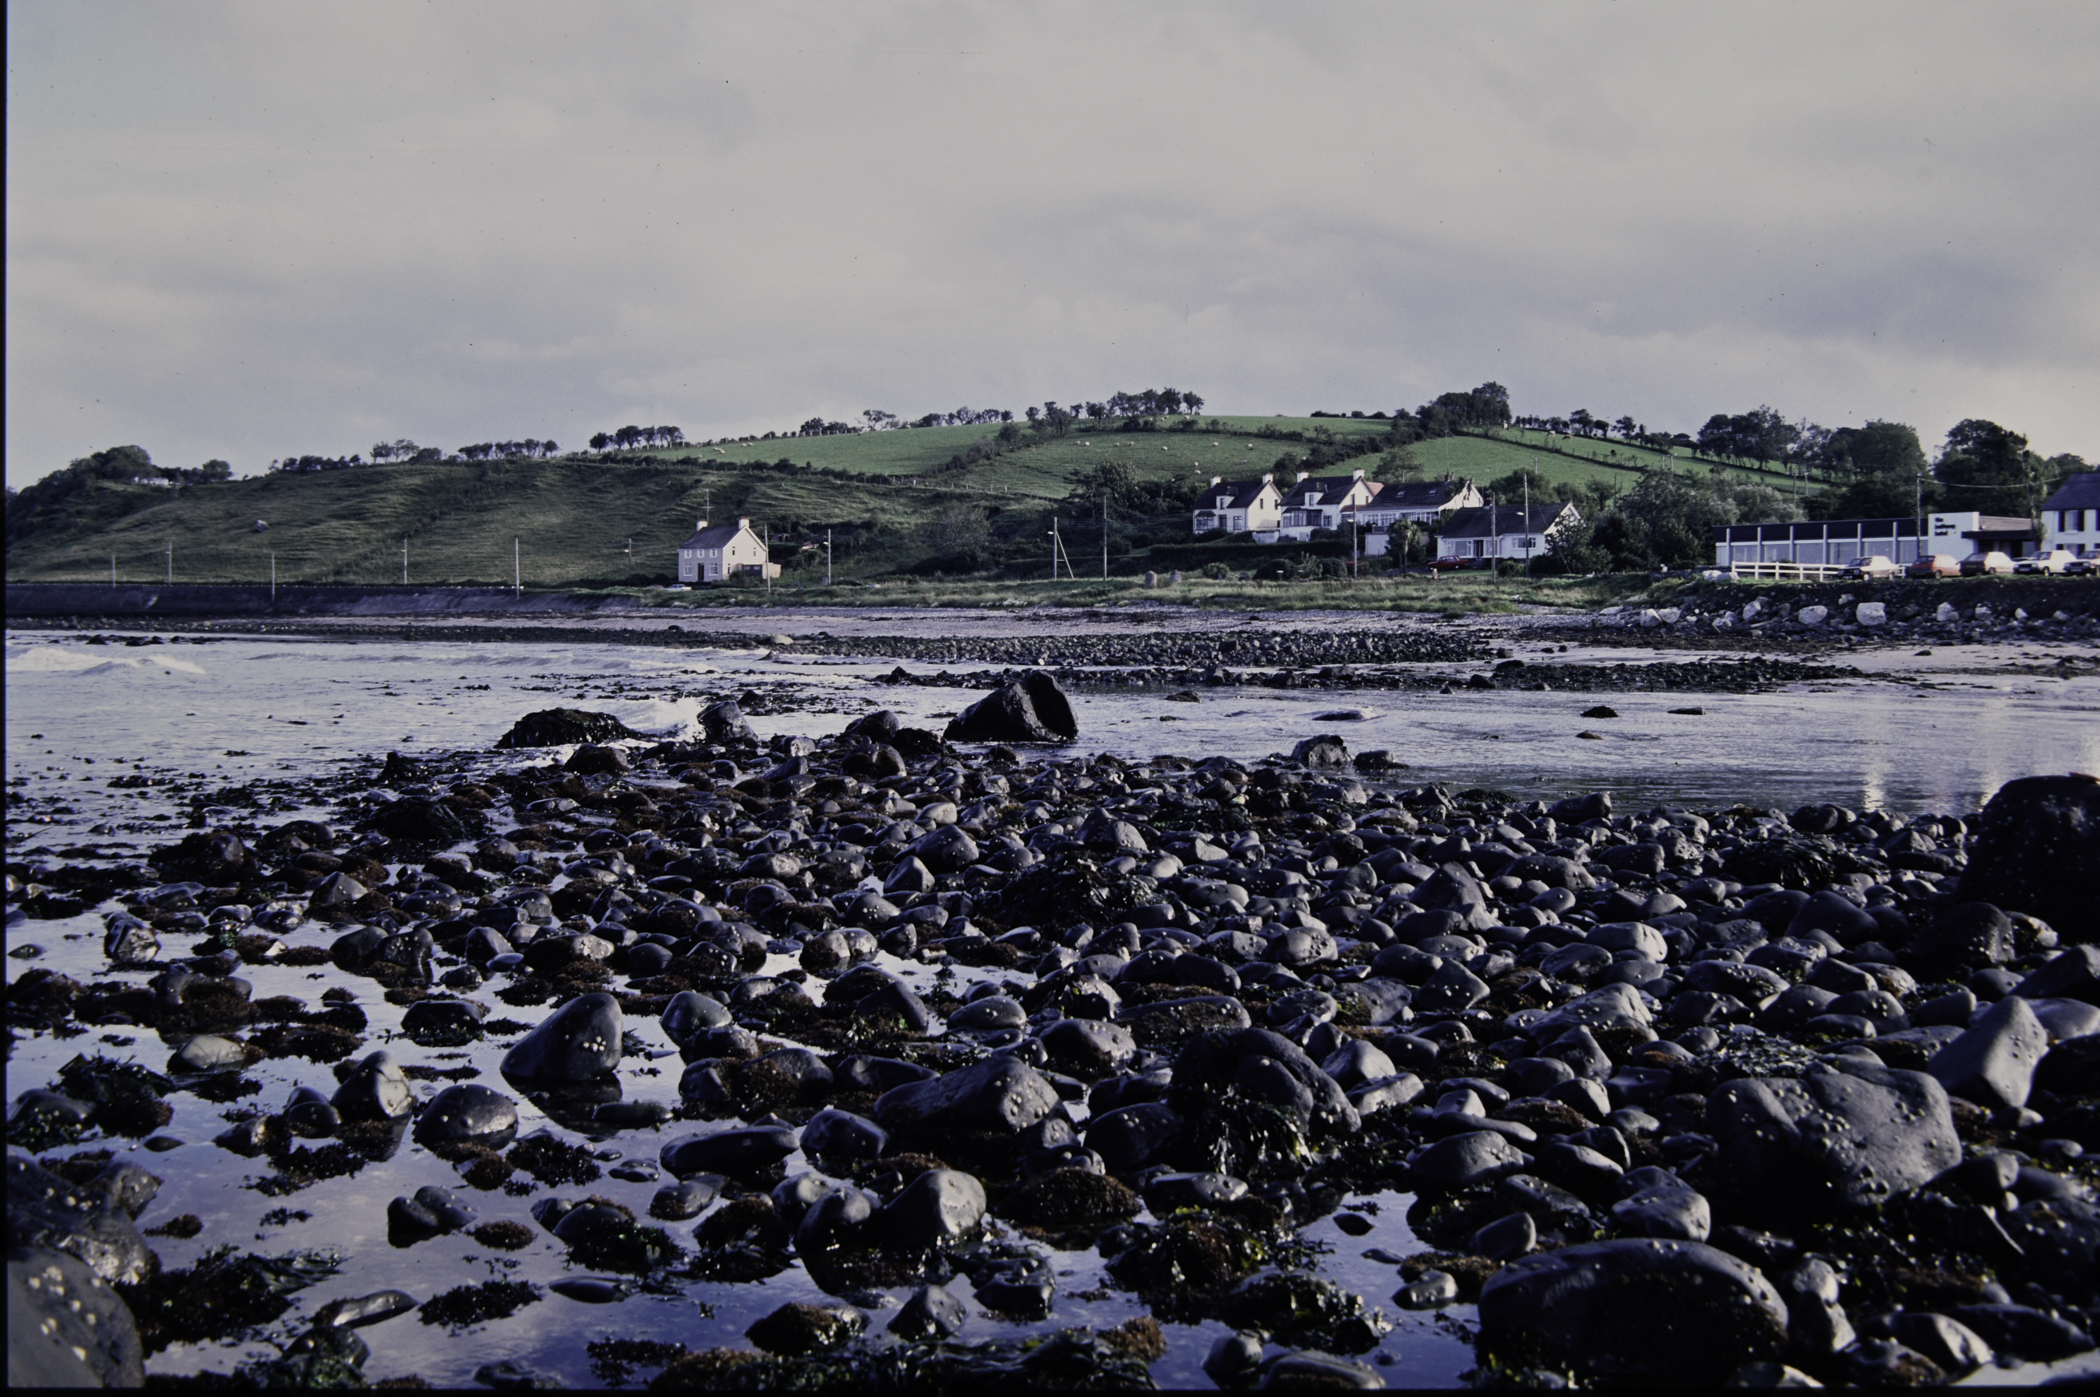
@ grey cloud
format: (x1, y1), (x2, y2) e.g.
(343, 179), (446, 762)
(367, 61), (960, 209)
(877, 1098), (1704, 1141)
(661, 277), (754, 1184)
(6, 0), (2094, 486)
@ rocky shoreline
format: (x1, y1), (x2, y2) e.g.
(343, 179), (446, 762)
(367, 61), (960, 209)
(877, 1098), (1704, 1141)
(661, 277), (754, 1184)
(8, 678), (2099, 1389)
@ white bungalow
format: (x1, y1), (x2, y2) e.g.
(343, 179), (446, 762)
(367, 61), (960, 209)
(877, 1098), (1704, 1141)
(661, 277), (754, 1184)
(1434, 501), (1583, 564)
(1192, 475), (1283, 536)
(676, 517), (780, 583)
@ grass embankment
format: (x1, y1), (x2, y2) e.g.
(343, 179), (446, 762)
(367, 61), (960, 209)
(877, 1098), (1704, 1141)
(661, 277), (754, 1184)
(583, 571), (1653, 617)
(5, 415), (1790, 591)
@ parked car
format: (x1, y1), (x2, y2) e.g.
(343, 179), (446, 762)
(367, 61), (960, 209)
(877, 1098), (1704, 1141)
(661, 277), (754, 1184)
(2014, 549), (2076, 575)
(1960, 551), (2016, 577)
(2066, 556), (2099, 577)
(1906, 554), (1961, 579)
(1839, 555), (1901, 580)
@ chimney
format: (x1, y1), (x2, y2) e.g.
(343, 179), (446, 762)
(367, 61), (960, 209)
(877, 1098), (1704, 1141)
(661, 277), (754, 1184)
(738, 517), (750, 530)
(1209, 475), (1221, 487)
(696, 518), (708, 531)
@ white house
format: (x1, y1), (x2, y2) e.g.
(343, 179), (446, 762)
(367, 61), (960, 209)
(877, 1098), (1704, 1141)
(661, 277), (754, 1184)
(676, 517), (780, 583)
(2043, 471), (2100, 558)
(1347, 476), (1483, 531)
(1192, 475), (1283, 536)
(1277, 470), (1381, 540)
(1435, 502), (1582, 564)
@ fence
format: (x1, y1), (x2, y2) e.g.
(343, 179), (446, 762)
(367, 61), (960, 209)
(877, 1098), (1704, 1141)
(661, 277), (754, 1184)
(1727, 561), (1850, 582)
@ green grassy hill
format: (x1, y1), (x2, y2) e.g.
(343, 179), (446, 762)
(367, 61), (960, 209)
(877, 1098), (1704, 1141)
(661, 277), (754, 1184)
(5, 416), (1802, 588)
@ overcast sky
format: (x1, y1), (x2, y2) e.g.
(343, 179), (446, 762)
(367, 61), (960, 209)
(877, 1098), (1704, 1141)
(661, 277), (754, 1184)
(7, 0), (2096, 487)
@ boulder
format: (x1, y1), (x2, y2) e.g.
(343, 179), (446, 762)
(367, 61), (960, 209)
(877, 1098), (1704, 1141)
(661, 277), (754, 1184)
(412, 1084), (520, 1151)
(494, 708), (643, 749)
(331, 1050), (413, 1120)
(1956, 774), (2100, 939)
(943, 670), (1076, 744)
(6, 1156), (153, 1286)
(1703, 1062), (1960, 1222)
(881, 1169), (988, 1251)
(364, 797), (476, 851)
(699, 701), (755, 744)
(499, 993), (623, 1083)
(1291, 735), (1351, 769)
(874, 1056), (1060, 1136)
(660, 1125), (800, 1178)
(1926, 994), (2050, 1110)
(7, 1245), (145, 1387)
(1477, 1239), (1789, 1386)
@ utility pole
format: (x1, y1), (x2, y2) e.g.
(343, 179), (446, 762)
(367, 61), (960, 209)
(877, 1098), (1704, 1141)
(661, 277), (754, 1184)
(1102, 497), (1108, 580)
(1524, 473), (1533, 576)
(402, 537), (408, 585)
(271, 554), (276, 600)
(166, 545), (172, 584)
(825, 529), (833, 586)
(111, 555), (117, 588)
(1915, 472), (1925, 564)
(514, 538), (520, 597)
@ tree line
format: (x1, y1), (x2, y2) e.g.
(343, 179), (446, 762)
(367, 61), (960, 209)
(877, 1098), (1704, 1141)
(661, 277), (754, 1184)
(4, 446), (231, 544)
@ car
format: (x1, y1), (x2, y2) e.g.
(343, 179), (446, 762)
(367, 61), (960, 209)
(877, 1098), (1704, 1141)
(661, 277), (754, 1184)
(1959, 551), (2015, 577)
(2066, 556), (2099, 577)
(1839, 555), (1901, 580)
(2014, 549), (2076, 575)
(1906, 554), (1961, 579)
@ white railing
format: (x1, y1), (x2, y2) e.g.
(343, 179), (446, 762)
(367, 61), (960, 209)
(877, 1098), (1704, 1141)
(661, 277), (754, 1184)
(1726, 561), (1848, 582)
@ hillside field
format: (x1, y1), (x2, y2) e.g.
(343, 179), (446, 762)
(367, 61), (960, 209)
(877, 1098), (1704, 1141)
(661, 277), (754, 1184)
(4, 417), (1799, 588)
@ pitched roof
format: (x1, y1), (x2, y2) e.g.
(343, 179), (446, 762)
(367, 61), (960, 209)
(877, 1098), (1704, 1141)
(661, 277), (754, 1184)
(679, 519), (757, 549)
(1439, 502), (1577, 539)
(1355, 479), (1471, 511)
(1197, 479), (1275, 510)
(2043, 471), (2100, 512)
(1281, 474), (1378, 507)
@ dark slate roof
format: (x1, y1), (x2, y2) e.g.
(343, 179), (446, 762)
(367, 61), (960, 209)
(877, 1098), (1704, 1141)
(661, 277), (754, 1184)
(1281, 475), (1375, 508)
(1440, 503), (1577, 539)
(679, 520), (754, 549)
(2043, 471), (2100, 512)
(1356, 479), (1470, 512)
(1197, 479), (1274, 510)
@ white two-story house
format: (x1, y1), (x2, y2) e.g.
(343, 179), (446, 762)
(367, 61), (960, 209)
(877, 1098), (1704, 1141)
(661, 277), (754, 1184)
(1277, 470), (1381, 541)
(1435, 501), (1583, 564)
(1348, 477), (1484, 556)
(677, 517), (781, 583)
(2043, 471), (2100, 558)
(1191, 475), (1283, 536)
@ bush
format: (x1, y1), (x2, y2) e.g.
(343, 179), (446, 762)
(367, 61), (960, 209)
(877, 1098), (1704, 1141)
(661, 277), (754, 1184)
(1200, 562), (1231, 580)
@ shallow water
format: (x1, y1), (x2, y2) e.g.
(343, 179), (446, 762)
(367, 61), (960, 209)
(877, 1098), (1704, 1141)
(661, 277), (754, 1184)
(5, 626), (2096, 1387)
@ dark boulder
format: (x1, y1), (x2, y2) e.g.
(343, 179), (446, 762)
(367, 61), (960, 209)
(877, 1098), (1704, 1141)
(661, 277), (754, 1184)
(1925, 994), (2049, 1110)
(700, 700), (755, 744)
(6, 1156), (153, 1285)
(1478, 1239), (1788, 1386)
(1702, 1061), (1960, 1222)
(660, 1125), (800, 1178)
(413, 1084), (520, 1152)
(881, 1169), (988, 1252)
(495, 708), (643, 749)
(364, 797), (478, 851)
(874, 1057), (1060, 1137)
(7, 1244), (145, 1387)
(500, 993), (623, 1083)
(1956, 774), (2100, 939)
(1906, 902), (2016, 974)
(943, 670), (1076, 744)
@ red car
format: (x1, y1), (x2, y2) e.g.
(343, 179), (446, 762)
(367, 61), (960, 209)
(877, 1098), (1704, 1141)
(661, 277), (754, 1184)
(1905, 554), (1960, 579)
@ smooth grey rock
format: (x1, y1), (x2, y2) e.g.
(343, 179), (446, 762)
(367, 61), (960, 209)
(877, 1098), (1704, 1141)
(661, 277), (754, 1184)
(1411, 1130), (1530, 1190)
(412, 1083), (519, 1151)
(501, 993), (623, 1083)
(660, 1125), (800, 1178)
(649, 1178), (718, 1220)
(1611, 1183), (1712, 1242)
(881, 1169), (987, 1251)
(331, 1050), (413, 1121)
(2015, 945), (2100, 1006)
(7, 1244), (145, 1387)
(874, 1056), (1059, 1136)
(1778, 1257), (1855, 1358)
(1473, 1210), (1538, 1261)
(943, 670), (1076, 744)
(5, 1157), (153, 1285)
(1926, 995), (2049, 1110)
(948, 996), (1027, 1032)
(800, 1108), (891, 1159)
(889, 1283), (968, 1340)
(1478, 1238), (1790, 1385)
(1039, 1018), (1137, 1077)
(1085, 1102), (1183, 1173)
(1532, 982), (1654, 1037)
(1704, 1062), (1960, 1221)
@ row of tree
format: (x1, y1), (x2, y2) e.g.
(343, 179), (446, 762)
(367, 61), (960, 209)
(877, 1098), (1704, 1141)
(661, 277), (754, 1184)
(587, 425), (683, 452)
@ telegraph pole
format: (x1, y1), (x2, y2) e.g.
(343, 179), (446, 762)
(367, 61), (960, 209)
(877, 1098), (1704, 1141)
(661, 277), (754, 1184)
(1523, 473), (1532, 576)
(166, 545), (172, 584)
(514, 539), (520, 596)
(825, 529), (833, 586)
(402, 537), (408, 585)
(271, 554), (276, 600)
(111, 555), (117, 588)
